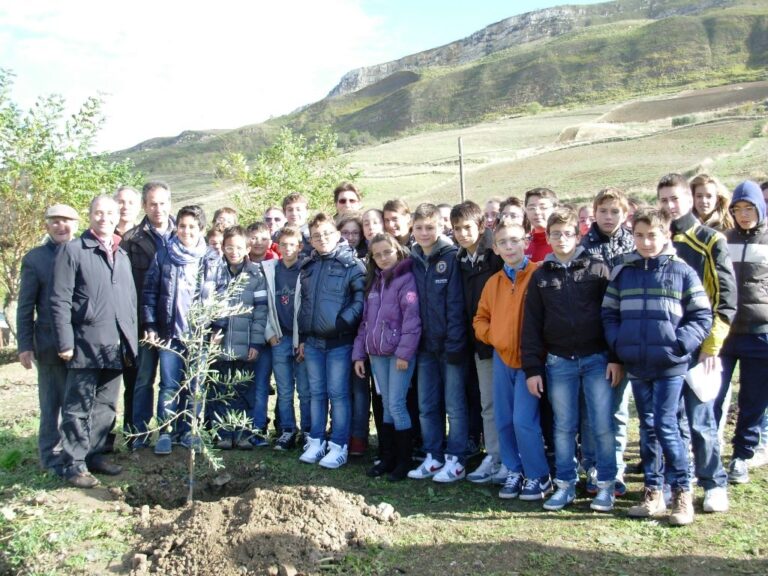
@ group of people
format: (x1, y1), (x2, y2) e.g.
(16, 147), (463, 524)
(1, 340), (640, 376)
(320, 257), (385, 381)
(16, 175), (768, 526)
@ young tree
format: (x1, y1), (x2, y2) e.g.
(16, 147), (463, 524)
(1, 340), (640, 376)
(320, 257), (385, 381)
(0, 70), (142, 336)
(215, 126), (359, 223)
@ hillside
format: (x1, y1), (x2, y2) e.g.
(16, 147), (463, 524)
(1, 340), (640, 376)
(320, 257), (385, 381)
(111, 0), (768, 191)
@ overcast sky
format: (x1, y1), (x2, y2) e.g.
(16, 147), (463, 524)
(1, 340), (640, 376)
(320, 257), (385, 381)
(0, 0), (605, 152)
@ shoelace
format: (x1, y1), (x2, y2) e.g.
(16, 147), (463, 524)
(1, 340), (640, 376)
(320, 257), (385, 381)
(522, 478), (539, 491)
(277, 432), (293, 443)
(504, 474), (521, 488)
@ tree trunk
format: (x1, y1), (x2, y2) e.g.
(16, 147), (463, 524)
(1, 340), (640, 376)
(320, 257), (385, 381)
(2, 298), (17, 348)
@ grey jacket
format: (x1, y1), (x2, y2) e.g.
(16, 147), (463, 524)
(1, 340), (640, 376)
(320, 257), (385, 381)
(215, 261), (269, 361)
(50, 231), (139, 369)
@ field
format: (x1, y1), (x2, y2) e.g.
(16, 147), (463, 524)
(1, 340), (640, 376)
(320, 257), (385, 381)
(1, 359), (767, 576)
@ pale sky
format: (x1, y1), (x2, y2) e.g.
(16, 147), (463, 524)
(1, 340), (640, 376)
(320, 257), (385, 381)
(0, 0), (605, 152)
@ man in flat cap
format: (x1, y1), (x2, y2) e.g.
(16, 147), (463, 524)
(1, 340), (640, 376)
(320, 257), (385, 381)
(50, 195), (138, 488)
(17, 203), (80, 476)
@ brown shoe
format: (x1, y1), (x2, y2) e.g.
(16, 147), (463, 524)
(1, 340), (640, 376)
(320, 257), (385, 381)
(67, 472), (101, 489)
(628, 487), (667, 518)
(88, 457), (122, 476)
(669, 488), (694, 526)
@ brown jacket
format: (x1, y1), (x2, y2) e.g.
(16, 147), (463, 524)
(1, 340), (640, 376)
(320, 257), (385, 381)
(473, 260), (539, 369)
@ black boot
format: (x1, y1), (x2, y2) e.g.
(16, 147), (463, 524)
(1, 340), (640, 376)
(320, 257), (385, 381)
(388, 428), (413, 482)
(367, 423), (395, 477)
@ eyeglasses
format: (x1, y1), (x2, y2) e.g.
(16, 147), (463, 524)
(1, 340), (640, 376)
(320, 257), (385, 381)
(730, 206), (756, 215)
(495, 238), (525, 247)
(372, 248), (396, 260)
(526, 203), (552, 213)
(311, 231), (337, 241)
(337, 197), (359, 205)
(500, 212), (523, 221)
(224, 245), (247, 253)
(547, 231), (578, 240)
(264, 217), (284, 222)
(341, 230), (361, 237)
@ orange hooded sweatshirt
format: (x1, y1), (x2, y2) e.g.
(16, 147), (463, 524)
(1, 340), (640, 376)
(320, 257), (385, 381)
(473, 260), (539, 369)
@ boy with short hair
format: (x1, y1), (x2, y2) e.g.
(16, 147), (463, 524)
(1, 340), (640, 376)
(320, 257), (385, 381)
(246, 222), (279, 262)
(407, 203), (469, 483)
(282, 192), (312, 255)
(474, 220), (551, 500)
(383, 199), (413, 248)
(262, 226), (310, 450)
(451, 201), (506, 484)
(522, 208), (620, 512)
(213, 207), (238, 230)
(297, 213), (366, 468)
(524, 188), (558, 262)
(602, 207), (712, 526)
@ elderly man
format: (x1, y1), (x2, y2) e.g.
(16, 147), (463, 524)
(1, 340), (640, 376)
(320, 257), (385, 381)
(17, 204), (80, 476)
(51, 195), (138, 488)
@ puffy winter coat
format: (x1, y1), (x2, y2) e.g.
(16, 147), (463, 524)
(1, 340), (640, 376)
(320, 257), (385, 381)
(601, 249), (713, 379)
(297, 241), (366, 347)
(352, 258), (421, 361)
(580, 222), (635, 269)
(215, 260), (269, 361)
(410, 237), (466, 361)
(522, 248), (612, 378)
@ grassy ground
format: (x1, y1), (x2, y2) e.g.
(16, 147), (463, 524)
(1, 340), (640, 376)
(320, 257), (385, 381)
(0, 358), (767, 575)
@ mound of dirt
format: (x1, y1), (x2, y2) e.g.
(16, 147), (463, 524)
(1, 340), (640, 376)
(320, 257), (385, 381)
(130, 485), (398, 576)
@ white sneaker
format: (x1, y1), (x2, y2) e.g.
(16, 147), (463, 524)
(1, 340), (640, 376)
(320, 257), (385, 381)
(467, 454), (497, 484)
(299, 437), (326, 464)
(748, 445), (768, 469)
(407, 453), (444, 479)
(491, 463), (509, 485)
(319, 442), (348, 469)
(433, 455), (466, 483)
(703, 487), (729, 513)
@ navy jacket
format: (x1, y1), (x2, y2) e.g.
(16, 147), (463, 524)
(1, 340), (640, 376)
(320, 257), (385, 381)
(601, 249), (713, 380)
(50, 231), (138, 369)
(297, 240), (366, 347)
(410, 237), (466, 362)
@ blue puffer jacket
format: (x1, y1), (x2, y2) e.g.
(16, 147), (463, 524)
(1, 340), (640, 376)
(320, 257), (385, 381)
(410, 237), (466, 361)
(297, 240), (366, 347)
(352, 258), (422, 361)
(601, 248), (713, 379)
(142, 242), (225, 340)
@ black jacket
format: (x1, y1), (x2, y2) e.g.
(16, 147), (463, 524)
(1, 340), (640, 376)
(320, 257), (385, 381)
(16, 239), (63, 364)
(50, 231), (138, 369)
(580, 222), (635, 269)
(457, 229), (503, 359)
(522, 248), (612, 378)
(297, 241), (366, 347)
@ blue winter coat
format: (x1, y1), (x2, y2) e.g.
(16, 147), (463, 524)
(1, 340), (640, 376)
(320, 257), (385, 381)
(297, 240), (366, 347)
(352, 258), (422, 361)
(410, 237), (466, 361)
(601, 248), (713, 379)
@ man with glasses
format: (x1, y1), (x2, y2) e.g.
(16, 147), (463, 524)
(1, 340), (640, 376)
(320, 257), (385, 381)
(264, 206), (286, 240)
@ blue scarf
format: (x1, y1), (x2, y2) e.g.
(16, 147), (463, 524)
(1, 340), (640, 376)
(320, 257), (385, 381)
(503, 256), (529, 282)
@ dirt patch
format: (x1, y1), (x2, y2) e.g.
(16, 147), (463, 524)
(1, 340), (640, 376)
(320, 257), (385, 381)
(601, 81), (768, 123)
(129, 485), (398, 576)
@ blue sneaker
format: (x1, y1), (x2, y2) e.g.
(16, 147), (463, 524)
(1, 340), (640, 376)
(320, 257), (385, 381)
(520, 476), (553, 501)
(591, 480), (615, 512)
(614, 477), (628, 497)
(248, 432), (270, 448)
(498, 471), (524, 499)
(543, 480), (576, 511)
(180, 433), (203, 453)
(154, 433), (172, 455)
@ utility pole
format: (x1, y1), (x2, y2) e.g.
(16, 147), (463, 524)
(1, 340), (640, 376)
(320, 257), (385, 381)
(458, 137), (465, 202)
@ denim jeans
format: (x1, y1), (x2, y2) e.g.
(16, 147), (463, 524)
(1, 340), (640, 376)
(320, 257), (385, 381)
(249, 346), (272, 432)
(131, 343), (159, 440)
(475, 355), (500, 463)
(678, 382), (728, 489)
(417, 351), (468, 462)
(61, 368), (122, 477)
(271, 337), (310, 434)
(369, 355), (415, 431)
(304, 341), (352, 446)
(157, 339), (193, 437)
(37, 361), (68, 472)
(546, 352), (617, 483)
(350, 368), (371, 439)
(580, 374), (630, 478)
(492, 352), (548, 479)
(211, 360), (257, 440)
(632, 375), (690, 490)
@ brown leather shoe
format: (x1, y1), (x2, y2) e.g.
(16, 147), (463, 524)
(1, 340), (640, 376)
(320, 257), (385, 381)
(67, 472), (101, 489)
(88, 458), (123, 476)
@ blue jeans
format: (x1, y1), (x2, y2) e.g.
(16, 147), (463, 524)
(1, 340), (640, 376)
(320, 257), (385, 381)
(581, 374), (630, 478)
(546, 352), (617, 483)
(492, 353), (549, 479)
(37, 361), (68, 472)
(131, 343), (159, 439)
(157, 339), (193, 437)
(632, 375), (690, 490)
(249, 346), (272, 431)
(271, 337), (310, 433)
(417, 351), (468, 462)
(304, 341), (352, 446)
(350, 369), (371, 439)
(678, 382), (727, 489)
(369, 355), (415, 430)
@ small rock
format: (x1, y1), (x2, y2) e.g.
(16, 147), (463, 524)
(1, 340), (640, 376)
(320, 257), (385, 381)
(267, 566), (279, 576)
(376, 502), (395, 522)
(139, 505), (150, 522)
(0, 507), (16, 521)
(132, 553), (147, 569)
(212, 472), (232, 487)
(33, 493), (48, 505)
(278, 563), (297, 576)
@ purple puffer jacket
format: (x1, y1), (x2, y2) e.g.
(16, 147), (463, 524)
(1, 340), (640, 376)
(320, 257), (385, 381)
(352, 258), (422, 361)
